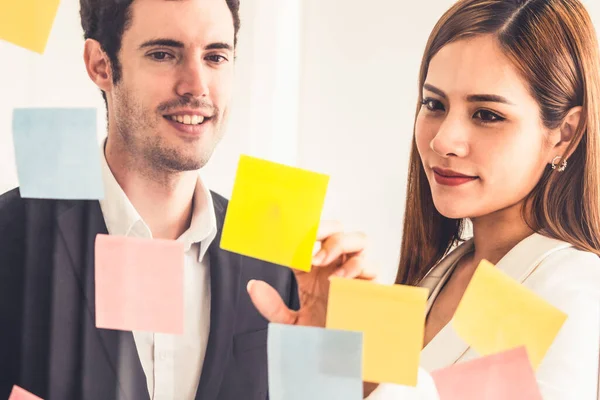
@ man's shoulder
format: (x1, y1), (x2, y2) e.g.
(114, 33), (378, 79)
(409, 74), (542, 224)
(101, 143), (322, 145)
(0, 188), (25, 229)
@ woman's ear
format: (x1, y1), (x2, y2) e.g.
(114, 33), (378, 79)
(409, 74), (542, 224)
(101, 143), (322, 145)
(83, 38), (113, 93)
(558, 106), (582, 145)
(549, 106), (583, 159)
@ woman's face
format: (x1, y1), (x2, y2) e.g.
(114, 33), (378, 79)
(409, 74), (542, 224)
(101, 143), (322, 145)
(416, 34), (558, 219)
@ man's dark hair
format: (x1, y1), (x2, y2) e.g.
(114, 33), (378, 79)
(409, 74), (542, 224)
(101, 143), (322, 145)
(80, 0), (240, 106)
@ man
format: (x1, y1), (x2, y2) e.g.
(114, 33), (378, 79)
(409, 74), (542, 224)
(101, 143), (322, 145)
(0, 0), (371, 399)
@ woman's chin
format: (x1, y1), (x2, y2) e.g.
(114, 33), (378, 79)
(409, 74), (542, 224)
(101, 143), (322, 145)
(433, 201), (470, 220)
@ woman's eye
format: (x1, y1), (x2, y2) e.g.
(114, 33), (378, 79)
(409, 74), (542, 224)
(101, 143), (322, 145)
(421, 98), (445, 112)
(474, 109), (505, 123)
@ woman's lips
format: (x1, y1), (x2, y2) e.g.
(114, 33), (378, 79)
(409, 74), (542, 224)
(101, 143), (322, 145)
(432, 167), (478, 186)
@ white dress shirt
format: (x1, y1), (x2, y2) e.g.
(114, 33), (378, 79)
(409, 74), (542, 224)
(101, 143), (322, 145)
(98, 143), (217, 400)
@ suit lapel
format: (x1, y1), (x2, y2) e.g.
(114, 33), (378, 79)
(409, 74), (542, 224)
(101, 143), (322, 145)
(420, 233), (572, 371)
(55, 200), (148, 400)
(195, 196), (243, 400)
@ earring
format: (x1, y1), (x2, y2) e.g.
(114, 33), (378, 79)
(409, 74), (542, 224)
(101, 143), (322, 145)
(551, 156), (568, 172)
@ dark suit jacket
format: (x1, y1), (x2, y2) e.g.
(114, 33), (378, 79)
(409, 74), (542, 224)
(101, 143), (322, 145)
(0, 187), (300, 400)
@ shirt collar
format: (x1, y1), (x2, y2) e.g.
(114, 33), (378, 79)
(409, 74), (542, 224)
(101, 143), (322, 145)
(98, 139), (217, 262)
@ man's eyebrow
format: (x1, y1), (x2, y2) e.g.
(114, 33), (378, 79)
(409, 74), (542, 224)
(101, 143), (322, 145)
(138, 39), (184, 50)
(138, 39), (234, 52)
(205, 42), (234, 52)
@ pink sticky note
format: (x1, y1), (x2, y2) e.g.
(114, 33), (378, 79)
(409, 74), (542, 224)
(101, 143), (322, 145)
(431, 347), (543, 400)
(95, 234), (184, 334)
(9, 386), (43, 400)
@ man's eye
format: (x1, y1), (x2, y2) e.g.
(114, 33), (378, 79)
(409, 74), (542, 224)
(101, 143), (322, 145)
(206, 54), (227, 63)
(149, 52), (173, 61)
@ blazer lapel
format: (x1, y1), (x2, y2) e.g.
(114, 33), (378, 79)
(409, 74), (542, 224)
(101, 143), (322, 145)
(195, 197), (243, 400)
(55, 200), (148, 400)
(419, 239), (475, 371)
(420, 233), (572, 371)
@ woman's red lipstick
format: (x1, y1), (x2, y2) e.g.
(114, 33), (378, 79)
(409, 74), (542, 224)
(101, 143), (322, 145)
(432, 167), (478, 186)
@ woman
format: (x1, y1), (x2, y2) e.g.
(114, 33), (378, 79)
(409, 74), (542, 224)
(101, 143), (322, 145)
(370, 0), (600, 398)
(250, 0), (600, 398)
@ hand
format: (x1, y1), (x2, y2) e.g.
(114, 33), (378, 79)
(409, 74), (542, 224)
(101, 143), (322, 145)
(247, 221), (375, 327)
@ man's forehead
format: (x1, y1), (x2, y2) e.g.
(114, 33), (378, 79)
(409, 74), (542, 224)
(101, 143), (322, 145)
(125, 0), (235, 47)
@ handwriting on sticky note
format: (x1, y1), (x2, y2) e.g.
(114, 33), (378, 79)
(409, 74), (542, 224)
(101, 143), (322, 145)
(9, 386), (44, 400)
(220, 155), (329, 272)
(95, 234), (184, 334)
(453, 260), (567, 369)
(0, 0), (61, 54)
(431, 347), (543, 400)
(12, 108), (104, 200)
(326, 278), (429, 386)
(268, 323), (363, 400)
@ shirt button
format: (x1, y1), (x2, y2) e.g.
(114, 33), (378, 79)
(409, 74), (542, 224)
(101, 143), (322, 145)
(159, 352), (168, 360)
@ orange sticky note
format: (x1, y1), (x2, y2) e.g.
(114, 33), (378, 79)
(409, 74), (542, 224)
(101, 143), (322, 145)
(0, 0), (61, 54)
(326, 278), (428, 386)
(453, 260), (567, 369)
(431, 347), (543, 400)
(9, 386), (43, 400)
(220, 155), (329, 272)
(95, 234), (184, 334)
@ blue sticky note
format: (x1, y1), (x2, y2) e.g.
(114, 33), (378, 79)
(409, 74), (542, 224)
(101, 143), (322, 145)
(268, 323), (363, 400)
(12, 108), (104, 200)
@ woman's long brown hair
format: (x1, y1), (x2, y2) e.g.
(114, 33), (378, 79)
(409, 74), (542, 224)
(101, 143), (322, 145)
(396, 0), (600, 285)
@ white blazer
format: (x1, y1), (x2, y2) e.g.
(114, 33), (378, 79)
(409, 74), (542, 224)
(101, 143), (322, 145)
(368, 233), (600, 400)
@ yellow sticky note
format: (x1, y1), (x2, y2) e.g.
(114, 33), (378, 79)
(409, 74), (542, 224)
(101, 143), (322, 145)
(0, 0), (61, 54)
(453, 260), (567, 370)
(220, 155), (329, 272)
(326, 278), (429, 386)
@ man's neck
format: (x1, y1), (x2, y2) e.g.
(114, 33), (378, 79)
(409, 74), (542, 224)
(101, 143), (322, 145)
(105, 139), (197, 241)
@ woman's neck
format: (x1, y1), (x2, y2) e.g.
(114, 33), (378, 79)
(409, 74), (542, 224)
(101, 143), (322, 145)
(469, 201), (535, 268)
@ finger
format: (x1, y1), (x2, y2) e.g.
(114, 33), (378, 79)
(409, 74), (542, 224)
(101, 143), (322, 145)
(331, 253), (377, 280)
(247, 280), (298, 324)
(313, 231), (368, 266)
(315, 220), (343, 241)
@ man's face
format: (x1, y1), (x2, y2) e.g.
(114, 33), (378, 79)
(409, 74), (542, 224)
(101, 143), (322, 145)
(108, 0), (235, 172)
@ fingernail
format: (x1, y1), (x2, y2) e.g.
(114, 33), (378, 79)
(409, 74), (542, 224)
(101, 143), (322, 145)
(333, 269), (346, 278)
(247, 279), (255, 292)
(313, 250), (326, 265)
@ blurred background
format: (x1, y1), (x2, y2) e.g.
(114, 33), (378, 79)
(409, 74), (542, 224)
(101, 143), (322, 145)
(2, 0), (600, 283)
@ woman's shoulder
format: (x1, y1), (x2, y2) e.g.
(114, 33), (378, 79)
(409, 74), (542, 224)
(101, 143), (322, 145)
(528, 235), (600, 296)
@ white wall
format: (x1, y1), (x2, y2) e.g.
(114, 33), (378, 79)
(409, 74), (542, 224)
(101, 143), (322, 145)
(2, 0), (600, 283)
(297, 0), (456, 283)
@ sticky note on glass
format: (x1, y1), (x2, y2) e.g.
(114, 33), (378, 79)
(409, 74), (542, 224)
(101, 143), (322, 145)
(220, 155), (329, 272)
(12, 108), (104, 200)
(95, 234), (184, 334)
(9, 386), (43, 400)
(453, 260), (567, 369)
(0, 0), (61, 54)
(431, 347), (543, 400)
(268, 323), (363, 400)
(326, 278), (428, 386)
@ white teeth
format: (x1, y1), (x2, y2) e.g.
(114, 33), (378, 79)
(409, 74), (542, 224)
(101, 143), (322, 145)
(168, 115), (206, 125)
